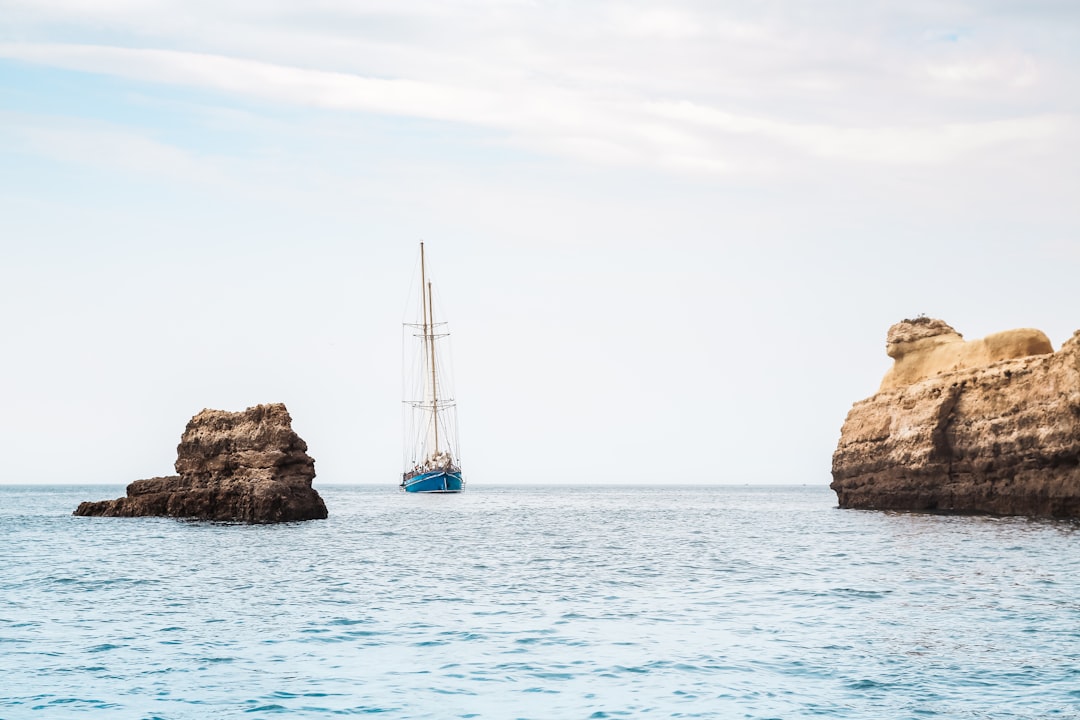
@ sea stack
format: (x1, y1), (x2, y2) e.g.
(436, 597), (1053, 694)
(75, 403), (328, 523)
(831, 317), (1080, 517)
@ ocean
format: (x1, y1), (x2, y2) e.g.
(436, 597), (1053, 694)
(2, 484), (1078, 719)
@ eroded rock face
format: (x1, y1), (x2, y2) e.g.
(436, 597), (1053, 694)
(880, 316), (1052, 391)
(832, 320), (1080, 517)
(74, 403), (327, 523)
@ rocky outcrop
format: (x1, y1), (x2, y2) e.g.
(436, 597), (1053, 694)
(75, 403), (327, 523)
(880, 316), (1052, 391)
(832, 319), (1080, 517)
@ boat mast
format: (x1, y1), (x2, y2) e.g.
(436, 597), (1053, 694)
(419, 242), (440, 457)
(427, 279), (440, 455)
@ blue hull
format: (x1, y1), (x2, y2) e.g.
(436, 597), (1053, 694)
(401, 470), (464, 493)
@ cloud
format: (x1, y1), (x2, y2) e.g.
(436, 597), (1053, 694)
(4, 40), (1076, 180)
(923, 54), (1039, 88)
(608, 7), (706, 39)
(1, 110), (216, 182)
(2, 0), (1079, 180)
(647, 100), (1073, 165)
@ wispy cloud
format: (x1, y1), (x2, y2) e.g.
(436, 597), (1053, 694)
(1, 109), (217, 182)
(648, 100), (1072, 165)
(1, 1), (1078, 178)
(2, 39), (1075, 178)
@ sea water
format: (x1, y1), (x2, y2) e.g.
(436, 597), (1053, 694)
(2, 484), (1079, 719)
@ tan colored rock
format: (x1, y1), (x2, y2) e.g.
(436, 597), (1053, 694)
(74, 403), (327, 523)
(832, 321), (1080, 517)
(880, 317), (1052, 391)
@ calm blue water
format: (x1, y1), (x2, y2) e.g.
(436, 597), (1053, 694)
(2, 484), (1079, 719)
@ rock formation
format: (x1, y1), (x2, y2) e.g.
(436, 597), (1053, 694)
(880, 316), (1053, 391)
(75, 403), (327, 523)
(832, 318), (1080, 517)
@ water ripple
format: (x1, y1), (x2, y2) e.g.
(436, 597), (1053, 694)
(3, 484), (1080, 718)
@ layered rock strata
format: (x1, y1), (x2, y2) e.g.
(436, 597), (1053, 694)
(832, 318), (1080, 517)
(75, 403), (327, 523)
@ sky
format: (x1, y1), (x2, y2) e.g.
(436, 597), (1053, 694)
(1, 1), (1078, 487)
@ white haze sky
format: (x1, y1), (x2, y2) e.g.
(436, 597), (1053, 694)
(1, 1), (1078, 486)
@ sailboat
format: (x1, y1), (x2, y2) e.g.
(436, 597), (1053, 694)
(401, 242), (465, 493)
